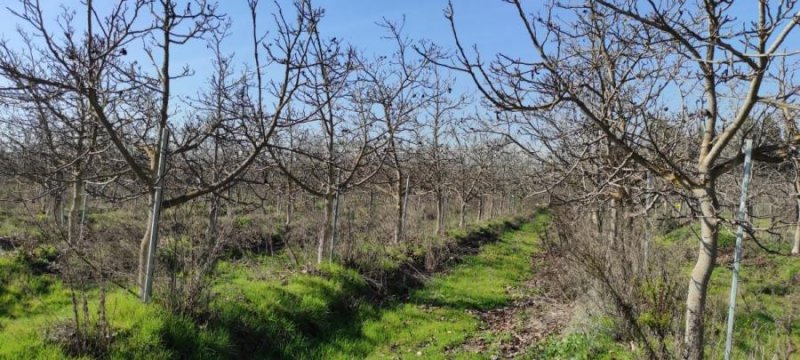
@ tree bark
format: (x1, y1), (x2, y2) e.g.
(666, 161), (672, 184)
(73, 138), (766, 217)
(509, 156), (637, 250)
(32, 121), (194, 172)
(793, 178), (800, 256)
(66, 178), (84, 243)
(137, 194), (155, 287)
(459, 201), (466, 228)
(286, 192), (294, 228)
(137, 226), (152, 288)
(394, 192), (404, 244)
(435, 191), (445, 236)
(367, 191), (374, 233)
(608, 199), (619, 251)
(393, 175), (409, 244)
(684, 186), (719, 360)
(477, 195), (484, 223)
(206, 194), (219, 247)
(52, 182), (65, 225)
(591, 208), (603, 234)
(318, 193), (334, 264)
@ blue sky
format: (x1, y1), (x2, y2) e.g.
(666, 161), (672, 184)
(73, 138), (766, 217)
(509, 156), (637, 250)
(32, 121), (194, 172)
(0, 1), (794, 106)
(300, 0), (530, 57)
(0, 0), (533, 99)
(195, 0), (533, 97)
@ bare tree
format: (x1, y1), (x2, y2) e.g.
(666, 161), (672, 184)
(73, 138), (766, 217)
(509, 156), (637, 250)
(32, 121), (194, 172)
(0, 0), (319, 297)
(413, 68), (465, 235)
(354, 19), (433, 244)
(431, 1), (800, 357)
(450, 129), (489, 228)
(269, 0), (384, 263)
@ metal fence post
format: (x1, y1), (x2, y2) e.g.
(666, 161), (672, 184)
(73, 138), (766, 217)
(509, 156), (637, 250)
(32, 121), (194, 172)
(724, 139), (754, 359)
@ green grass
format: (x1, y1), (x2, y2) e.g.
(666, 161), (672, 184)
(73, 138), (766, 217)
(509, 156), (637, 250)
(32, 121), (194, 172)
(0, 255), (62, 319)
(0, 257), (193, 359)
(524, 331), (634, 360)
(204, 214), (547, 359)
(359, 220), (545, 359)
(0, 214), (40, 239)
(0, 214), (548, 359)
(654, 221), (800, 358)
(0, 255), (74, 358)
(704, 251), (800, 359)
(412, 222), (543, 311)
(659, 222), (736, 249)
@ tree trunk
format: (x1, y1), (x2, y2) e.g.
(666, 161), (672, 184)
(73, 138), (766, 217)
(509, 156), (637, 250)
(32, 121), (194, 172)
(393, 192), (403, 244)
(477, 195), (484, 223)
(206, 194), (220, 247)
(138, 227), (152, 288)
(684, 186), (719, 360)
(66, 178), (84, 243)
(608, 199), (619, 251)
(394, 174), (402, 245)
(227, 186), (233, 218)
(53, 185), (65, 225)
(318, 194), (334, 264)
(591, 208), (603, 234)
(393, 175), (409, 244)
(367, 191), (374, 233)
(435, 191), (445, 236)
(137, 194), (155, 287)
(286, 192), (294, 227)
(793, 177), (800, 256)
(330, 185), (341, 260)
(459, 201), (466, 228)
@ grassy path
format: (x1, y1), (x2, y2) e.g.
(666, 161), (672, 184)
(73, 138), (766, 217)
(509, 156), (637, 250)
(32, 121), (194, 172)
(0, 214), (548, 359)
(312, 214), (548, 359)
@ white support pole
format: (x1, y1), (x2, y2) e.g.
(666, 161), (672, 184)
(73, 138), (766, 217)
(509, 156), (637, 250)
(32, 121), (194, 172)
(141, 127), (170, 303)
(724, 139), (754, 360)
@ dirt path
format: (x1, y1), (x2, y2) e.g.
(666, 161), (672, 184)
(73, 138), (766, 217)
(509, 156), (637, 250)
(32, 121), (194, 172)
(459, 251), (574, 359)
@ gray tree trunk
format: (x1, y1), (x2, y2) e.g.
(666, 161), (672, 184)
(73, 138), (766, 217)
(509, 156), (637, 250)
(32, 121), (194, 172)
(794, 199), (800, 256)
(330, 175), (341, 261)
(793, 177), (800, 256)
(608, 199), (619, 251)
(459, 201), (466, 228)
(435, 191), (445, 236)
(137, 195), (154, 287)
(684, 186), (719, 360)
(367, 191), (374, 233)
(140, 127), (169, 302)
(591, 208), (603, 234)
(66, 178), (84, 243)
(393, 175), (409, 244)
(206, 194), (220, 247)
(317, 194), (334, 264)
(477, 195), (484, 223)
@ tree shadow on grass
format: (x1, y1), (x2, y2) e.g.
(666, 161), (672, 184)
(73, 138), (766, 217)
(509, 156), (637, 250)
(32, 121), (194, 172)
(170, 265), (382, 359)
(158, 217), (534, 360)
